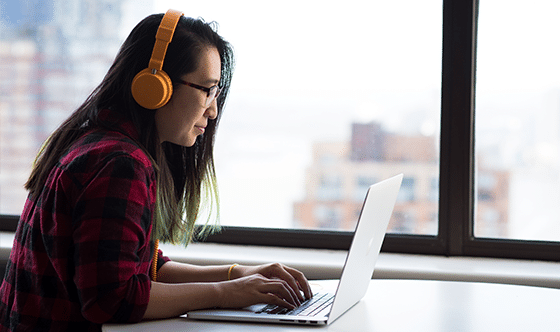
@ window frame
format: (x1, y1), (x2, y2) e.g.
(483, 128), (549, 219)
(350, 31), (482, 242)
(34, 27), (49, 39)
(2, 0), (560, 262)
(202, 0), (560, 262)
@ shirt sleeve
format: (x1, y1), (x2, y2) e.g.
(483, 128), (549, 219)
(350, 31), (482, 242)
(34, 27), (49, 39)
(157, 250), (171, 270)
(69, 152), (156, 324)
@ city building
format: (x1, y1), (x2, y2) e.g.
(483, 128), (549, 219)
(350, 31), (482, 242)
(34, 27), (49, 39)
(293, 122), (509, 237)
(0, 38), (39, 213)
(0, 0), (151, 214)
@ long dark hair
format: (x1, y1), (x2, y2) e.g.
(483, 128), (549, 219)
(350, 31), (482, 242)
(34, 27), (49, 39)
(25, 13), (235, 245)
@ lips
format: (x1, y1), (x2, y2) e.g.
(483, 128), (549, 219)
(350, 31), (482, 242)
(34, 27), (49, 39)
(195, 125), (206, 134)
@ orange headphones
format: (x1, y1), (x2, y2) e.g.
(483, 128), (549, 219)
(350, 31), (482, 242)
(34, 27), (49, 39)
(131, 9), (184, 109)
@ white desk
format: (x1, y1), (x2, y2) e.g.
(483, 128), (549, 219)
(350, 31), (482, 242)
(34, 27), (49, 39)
(103, 279), (560, 332)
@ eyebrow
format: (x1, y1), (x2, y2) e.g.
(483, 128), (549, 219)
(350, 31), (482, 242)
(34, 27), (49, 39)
(203, 78), (220, 86)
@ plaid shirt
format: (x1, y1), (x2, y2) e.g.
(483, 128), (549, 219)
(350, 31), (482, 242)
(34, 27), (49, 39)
(0, 109), (170, 331)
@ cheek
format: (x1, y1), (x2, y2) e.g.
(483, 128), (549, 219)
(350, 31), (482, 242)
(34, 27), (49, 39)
(171, 91), (205, 122)
(168, 96), (195, 123)
(180, 107), (201, 125)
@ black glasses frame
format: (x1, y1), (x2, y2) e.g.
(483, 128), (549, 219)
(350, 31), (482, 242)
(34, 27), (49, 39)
(179, 80), (222, 107)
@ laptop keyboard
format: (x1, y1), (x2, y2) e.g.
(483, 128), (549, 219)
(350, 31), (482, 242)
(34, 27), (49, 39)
(256, 292), (334, 317)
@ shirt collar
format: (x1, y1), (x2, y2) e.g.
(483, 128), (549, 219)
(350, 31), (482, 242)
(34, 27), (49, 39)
(97, 108), (141, 142)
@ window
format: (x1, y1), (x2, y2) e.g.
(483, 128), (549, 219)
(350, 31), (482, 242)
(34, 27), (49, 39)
(1, 0), (443, 237)
(475, 0), (560, 242)
(398, 178), (416, 202)
(1, 0), (559, 261)
(193, 1), (443, 236)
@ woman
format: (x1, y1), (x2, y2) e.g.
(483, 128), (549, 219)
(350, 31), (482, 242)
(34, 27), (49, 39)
(0, 10), (311, 331)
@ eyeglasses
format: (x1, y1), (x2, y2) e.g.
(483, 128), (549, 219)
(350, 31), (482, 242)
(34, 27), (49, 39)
(179, 80), (222, 108)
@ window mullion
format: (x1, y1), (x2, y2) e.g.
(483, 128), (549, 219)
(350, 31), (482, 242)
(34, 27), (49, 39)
(439, 0), (478, 256)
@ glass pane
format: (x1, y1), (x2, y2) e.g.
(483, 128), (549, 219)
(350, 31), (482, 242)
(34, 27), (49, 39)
(169, 1), (442, 234)
(0, 0), (154, 215)
(0, 0), (442, 236)
(475, 0), (560, 241)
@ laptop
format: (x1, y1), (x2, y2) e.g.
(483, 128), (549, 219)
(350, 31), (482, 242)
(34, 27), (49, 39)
(186, 173), (403, 326)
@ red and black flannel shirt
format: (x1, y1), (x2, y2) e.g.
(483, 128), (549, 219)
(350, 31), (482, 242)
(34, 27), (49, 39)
(0, 109), (169, 331)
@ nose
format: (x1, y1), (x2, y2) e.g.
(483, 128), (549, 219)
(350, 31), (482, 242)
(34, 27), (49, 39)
(205, 98), (218, 120)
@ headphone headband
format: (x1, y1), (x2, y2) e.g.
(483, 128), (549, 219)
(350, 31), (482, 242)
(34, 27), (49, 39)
(149, 9), (183, 71)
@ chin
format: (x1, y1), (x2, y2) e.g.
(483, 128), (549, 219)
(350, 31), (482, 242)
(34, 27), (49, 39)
(181, 140), (196, 147)
(167, 138), (196, 147)
(186, 137), (198, 147)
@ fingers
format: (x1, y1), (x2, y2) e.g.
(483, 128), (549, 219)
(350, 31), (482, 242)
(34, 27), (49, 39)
(257, 277), (300, 308)
(230, 263), (313, 307)
(227, 274), (300, 309)
(267, 264), (303, 302)
(264, 263), (313, 301)
(262, 293), (296, 310)
(285, 266), (313, 300)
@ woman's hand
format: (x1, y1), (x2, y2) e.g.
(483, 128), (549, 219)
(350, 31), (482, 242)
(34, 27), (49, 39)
(215, 274), (301, 309)
(228, 263), (313, 303)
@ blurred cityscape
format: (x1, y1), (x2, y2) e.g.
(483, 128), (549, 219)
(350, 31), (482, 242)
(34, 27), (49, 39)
(293, 122), (510, 236)
(0, 0), (151, 214)
(1, 0), (559, 242)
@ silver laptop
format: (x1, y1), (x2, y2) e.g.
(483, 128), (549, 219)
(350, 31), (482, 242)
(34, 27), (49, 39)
(187, 174), (403, 326)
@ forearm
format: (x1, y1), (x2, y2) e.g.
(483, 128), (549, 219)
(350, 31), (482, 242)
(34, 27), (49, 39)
(143, 281), (221, 319)
(144, 262), (313, 320)
(156, 261), (234, 283)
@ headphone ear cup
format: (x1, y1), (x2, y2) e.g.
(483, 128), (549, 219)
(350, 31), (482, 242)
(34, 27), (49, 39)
(131, 68), (173, 109)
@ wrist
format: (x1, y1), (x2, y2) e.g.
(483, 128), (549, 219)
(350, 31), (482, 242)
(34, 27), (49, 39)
(213, 281), (226, 308)
(227, 263), (239, 280)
